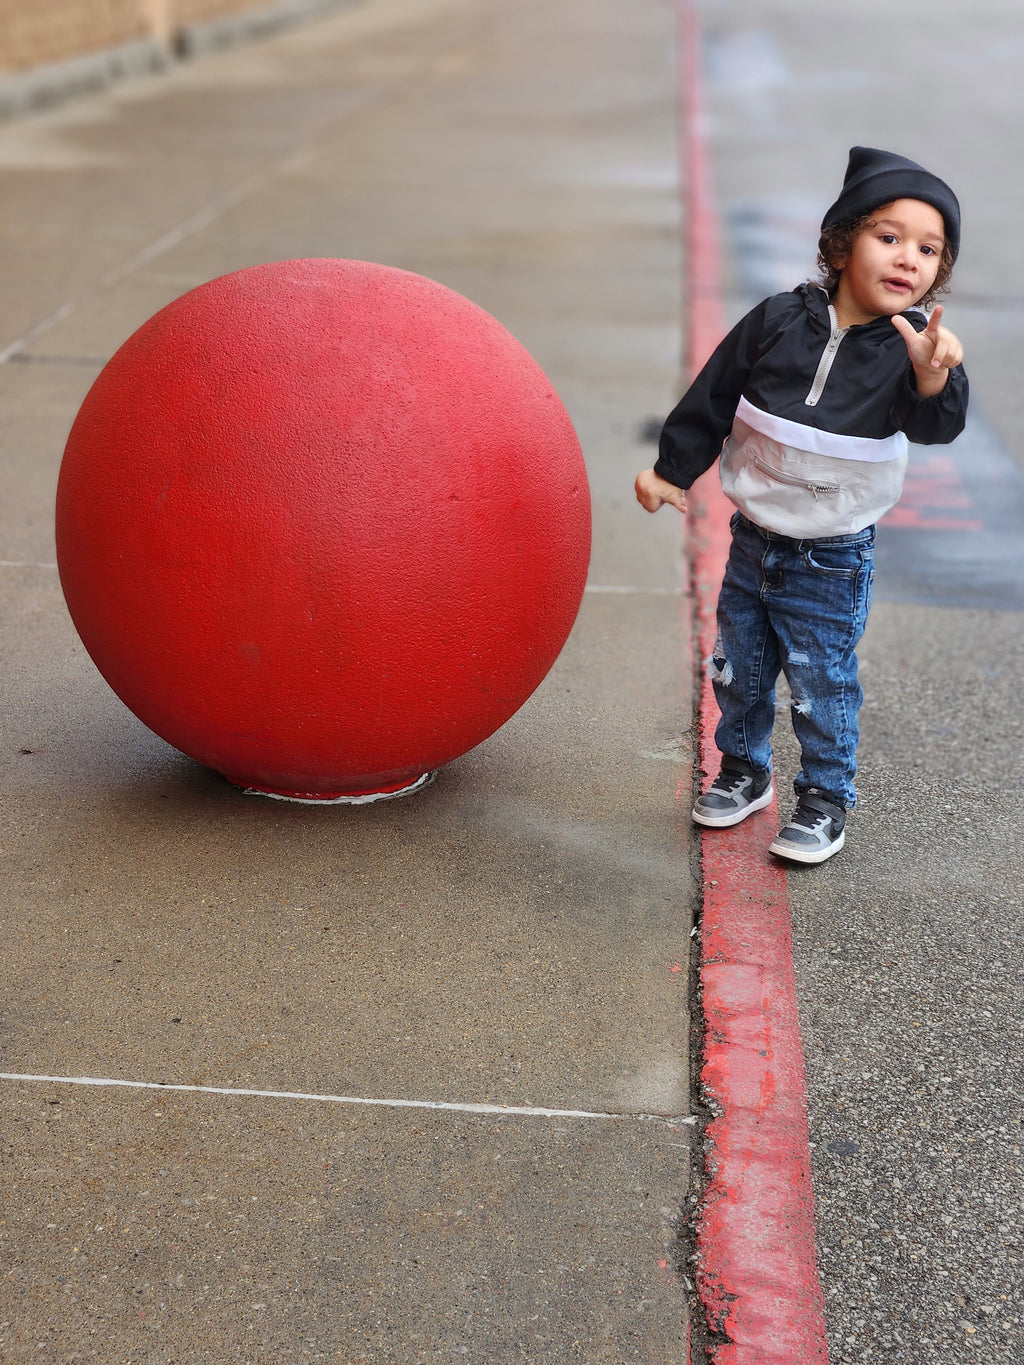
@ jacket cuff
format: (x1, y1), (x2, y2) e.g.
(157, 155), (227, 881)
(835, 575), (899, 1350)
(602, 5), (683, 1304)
(653, 457), (689, 490)
(903, 364), (966, 404)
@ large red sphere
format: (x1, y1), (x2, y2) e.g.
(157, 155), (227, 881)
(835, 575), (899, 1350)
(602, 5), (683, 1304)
(56, 260), (590, 799)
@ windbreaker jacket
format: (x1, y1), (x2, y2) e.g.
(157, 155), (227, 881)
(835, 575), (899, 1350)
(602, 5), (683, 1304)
(655, 284), (969, 537)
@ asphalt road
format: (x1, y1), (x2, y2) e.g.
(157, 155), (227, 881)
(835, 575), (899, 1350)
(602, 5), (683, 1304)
(698, 2), (1024, 1361)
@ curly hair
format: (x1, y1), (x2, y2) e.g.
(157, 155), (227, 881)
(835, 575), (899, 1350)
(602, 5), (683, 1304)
(816, 213), (954, 310)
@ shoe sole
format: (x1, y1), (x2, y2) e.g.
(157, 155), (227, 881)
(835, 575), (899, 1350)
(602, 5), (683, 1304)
(692, 784), (774, 828)
(769, 827), (845, 865)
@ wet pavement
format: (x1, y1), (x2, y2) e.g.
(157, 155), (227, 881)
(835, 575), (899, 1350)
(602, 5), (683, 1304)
(700, 1), (1024, 1361)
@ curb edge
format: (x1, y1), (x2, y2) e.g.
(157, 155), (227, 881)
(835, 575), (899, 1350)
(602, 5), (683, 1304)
(679, 3), (830, 1360)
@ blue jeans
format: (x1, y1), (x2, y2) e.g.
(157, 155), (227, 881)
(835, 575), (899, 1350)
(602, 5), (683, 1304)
(710, 513), (875, 809)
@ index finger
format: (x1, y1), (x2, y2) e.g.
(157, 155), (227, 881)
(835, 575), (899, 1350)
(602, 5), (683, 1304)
(926, 303), (944, 335)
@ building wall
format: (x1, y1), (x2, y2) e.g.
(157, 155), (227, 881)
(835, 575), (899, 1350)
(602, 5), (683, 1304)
(0, 2), (148, 73)
(0, 0), (268, 75)
(173, 0), (264, 24)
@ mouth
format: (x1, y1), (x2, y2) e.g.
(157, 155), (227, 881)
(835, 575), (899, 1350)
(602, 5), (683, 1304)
(882, 277), (914, 294)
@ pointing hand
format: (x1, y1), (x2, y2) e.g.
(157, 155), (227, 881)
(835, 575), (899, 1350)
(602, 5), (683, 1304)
(892, 304), (963, 372)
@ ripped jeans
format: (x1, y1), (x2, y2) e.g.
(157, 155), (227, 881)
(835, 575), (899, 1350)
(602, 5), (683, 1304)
(710, 513), (875, 809)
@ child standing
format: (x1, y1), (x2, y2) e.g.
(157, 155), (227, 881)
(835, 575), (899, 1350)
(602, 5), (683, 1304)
(636, 147), (968, 864)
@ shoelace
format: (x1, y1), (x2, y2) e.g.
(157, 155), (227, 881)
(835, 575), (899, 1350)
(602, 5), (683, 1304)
(790, 803), (830, 831)
(711, 770), (748, 795)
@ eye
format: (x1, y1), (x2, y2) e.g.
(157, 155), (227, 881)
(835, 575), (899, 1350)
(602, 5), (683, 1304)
(920, 244), (938, 257)
(879, 233), (898, 245)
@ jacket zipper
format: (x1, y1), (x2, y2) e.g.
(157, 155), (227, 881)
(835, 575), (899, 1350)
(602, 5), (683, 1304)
(804, 305), (848, 407)
(753, 455), (839, 500)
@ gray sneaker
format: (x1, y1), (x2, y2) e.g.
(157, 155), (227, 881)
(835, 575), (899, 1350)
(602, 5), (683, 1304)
(769, 790), (846, 864)
(692, 761), (774, 828)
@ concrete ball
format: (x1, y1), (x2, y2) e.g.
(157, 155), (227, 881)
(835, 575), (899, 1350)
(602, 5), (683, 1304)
(55, 259), (591, 799)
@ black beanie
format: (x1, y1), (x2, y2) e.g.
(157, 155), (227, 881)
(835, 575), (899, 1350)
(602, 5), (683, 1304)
(821, 147), (961, 263)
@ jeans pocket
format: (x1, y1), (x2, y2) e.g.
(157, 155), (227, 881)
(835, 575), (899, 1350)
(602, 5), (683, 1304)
(803, 542), (871, 577)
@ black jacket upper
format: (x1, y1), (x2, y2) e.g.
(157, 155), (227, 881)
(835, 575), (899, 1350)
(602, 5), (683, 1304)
(655, 284), (969, 491)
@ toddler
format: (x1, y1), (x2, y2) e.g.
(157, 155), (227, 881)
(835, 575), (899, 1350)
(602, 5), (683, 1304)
(636, 147), (968, 863)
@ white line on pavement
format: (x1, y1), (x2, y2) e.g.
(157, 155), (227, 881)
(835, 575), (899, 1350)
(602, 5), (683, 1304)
(0, 1071), (694, 1125)
(584, 584), (683, 595)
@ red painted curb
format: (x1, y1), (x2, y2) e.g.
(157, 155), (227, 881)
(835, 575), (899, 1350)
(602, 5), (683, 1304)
(678, 4), (830, 1361)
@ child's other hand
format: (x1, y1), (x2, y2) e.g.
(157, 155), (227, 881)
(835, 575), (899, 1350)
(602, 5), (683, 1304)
(892, 304), (964, 372)
(635, 468), (688, 514)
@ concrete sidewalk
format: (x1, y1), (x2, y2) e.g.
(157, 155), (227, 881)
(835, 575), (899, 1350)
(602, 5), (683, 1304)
(0, 0), (698, 1359)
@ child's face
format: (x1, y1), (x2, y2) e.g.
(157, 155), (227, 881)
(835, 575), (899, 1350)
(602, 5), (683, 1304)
(832, 198), (945, 327)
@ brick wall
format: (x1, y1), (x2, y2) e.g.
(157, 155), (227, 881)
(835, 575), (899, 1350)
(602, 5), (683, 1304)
(173, 0), (265, 23)
(0, 1), (149, 73)
(0, 0), (275, 75)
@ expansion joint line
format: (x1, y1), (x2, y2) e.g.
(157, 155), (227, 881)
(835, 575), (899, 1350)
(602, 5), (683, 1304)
(0, 1071), (695, 1127)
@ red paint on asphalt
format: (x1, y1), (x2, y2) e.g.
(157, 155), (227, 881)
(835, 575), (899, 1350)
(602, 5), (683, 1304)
(882, 453), (983, 531)
(678, 3), (830, 1361)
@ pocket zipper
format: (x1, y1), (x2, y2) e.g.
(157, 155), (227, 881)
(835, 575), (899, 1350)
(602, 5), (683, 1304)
(753, 455), (840, 500)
